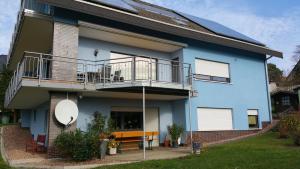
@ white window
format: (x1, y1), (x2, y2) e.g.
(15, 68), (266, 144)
(195, 59), (230, 83)
(197, 108), (233, 131)
(247, 109), (259, 129)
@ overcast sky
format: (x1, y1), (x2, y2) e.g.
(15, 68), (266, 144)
(1, 0), (300, 73)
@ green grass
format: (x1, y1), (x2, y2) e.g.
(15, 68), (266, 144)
(98, 132), (300, 169)
(0, 156), (11, 169)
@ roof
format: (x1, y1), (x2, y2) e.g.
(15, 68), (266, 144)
(88, 0), (263, 46)
(271, 85), (300, 95)
(37, 0), (283, 57)
(287, 59), (300, 80)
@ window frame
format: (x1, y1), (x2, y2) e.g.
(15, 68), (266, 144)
(247, 109), (259, 129)
(281, 96), (291, 106)
(194, 58), (231, 83)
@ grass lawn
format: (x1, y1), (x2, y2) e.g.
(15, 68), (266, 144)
(98, 132), (300, 169)
(0, 156), (11, 169)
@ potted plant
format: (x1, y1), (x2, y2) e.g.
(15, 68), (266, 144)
(88, 112), (114, 159)
(167, 124), (184, 148)
(108, 139), (119, 155)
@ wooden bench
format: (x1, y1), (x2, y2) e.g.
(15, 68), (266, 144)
(112, 131), (159, 151)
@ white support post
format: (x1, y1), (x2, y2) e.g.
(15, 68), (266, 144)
(188, 90), (193, 153)
(143, 86), (146, 160)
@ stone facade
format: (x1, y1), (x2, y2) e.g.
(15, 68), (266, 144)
(47, 92), (78, 147)
(52, 22), (79, 82)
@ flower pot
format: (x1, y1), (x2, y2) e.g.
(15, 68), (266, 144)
(172, 140), (179, 148)
(164, 140), (170, 147)
(108, 147), (117, 155)
(99, 139), (108, 159)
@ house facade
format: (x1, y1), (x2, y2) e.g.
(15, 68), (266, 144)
(5, 0), (282, 148)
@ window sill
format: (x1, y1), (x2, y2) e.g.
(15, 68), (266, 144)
(194, 79), (233, 85)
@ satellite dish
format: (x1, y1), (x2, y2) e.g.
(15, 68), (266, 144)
(55, 100), (78, 126)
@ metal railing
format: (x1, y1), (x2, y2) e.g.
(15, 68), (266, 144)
(5, 52), (192, 107)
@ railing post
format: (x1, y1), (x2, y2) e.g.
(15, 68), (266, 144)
(131, 56), (135, 85)
(84, 62), (87, 89)
(38, 54), (43, 86)
(103, 60), (106, 87)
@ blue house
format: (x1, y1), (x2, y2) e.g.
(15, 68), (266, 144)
(5, 0), (282, 152)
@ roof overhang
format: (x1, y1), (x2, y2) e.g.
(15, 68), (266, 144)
(38, 0), (283, 58)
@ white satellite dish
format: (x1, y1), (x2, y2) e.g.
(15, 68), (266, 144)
(55, 100), (78, 126)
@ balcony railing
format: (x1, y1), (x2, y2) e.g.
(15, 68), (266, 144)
(5, 52), (192, 107)
(7, 0), (52, 63)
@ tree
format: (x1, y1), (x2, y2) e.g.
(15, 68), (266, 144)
(288, 46), (300, 85)
(292, 45), (300, 63)
(268, 63), (283, 83)
(0, 67), (12, 110)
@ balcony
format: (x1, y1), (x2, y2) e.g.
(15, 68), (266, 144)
(7, 0), (52, 68)
(5, 52), (192, 108)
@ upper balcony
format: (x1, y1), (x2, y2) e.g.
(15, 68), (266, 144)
(5, 52), (192, 108)
(7, 0), (53, 70)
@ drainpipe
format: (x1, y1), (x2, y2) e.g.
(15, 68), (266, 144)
(188, 90), (193, 153)
(265, 56), (273, 124)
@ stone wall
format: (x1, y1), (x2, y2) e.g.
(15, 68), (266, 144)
(47, 92), (78, 147)
(185, 130), (260, 145)
(52, 22), (79, 82)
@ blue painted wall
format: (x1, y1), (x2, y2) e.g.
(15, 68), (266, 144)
(55, 7), (271, 133)
(77, 97), (173, 143)
(183, 45), (270, 131)
(20, 110), (31, 128)
(78, 37), (172, 61)
(24, 102), (49, 141)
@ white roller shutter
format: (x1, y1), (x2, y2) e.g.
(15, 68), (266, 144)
(247, 109), (258, 116)
(197, 108), (233, 131)
(195, 59), (229, 78)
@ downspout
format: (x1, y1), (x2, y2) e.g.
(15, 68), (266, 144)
(265, 56), (273, 124)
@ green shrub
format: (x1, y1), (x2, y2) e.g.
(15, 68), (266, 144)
(54, 131), (75, 157)
(167, 124), (184, 142)
(54, 129), (96, 161)
(278, 115), (300, 138)
(278, 114), (300, 146)
(291, 128), (300, 146)
(54, 112), (116, 161)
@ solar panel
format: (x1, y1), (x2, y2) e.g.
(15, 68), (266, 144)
(124, 0), (186, 21)
(177, 12), (264, 46)
(88, 0), (138, 14)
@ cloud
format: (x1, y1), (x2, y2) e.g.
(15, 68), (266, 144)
(144, 0), (300, 72)
(0, 1), (20, 55)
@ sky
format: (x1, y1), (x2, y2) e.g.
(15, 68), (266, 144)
(1, 0), (300, 74)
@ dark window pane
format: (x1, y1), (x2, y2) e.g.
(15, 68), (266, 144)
(195, 74), (230, 83)
(111, 111), (143, 131)
(248, 115), (258, 128)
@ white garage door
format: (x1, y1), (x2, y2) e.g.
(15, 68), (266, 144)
(197, 108), (233, 131)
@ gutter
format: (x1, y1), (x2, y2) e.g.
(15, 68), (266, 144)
(38, 0), (283, 58)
